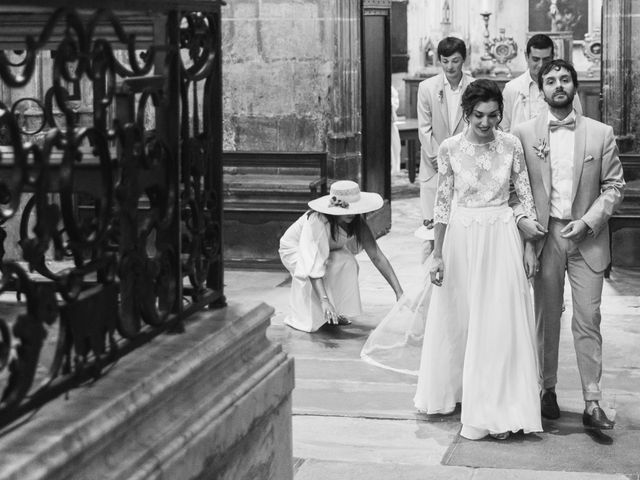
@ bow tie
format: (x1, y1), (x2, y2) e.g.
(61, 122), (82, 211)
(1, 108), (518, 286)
(549, 118), (576, 131)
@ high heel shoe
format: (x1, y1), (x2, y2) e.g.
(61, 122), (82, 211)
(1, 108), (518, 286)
(489, 432), (510, 440)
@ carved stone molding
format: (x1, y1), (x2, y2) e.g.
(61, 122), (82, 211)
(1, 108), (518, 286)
(582, 28), (602, 77)
(363, 0), (391, 8)
(364, 9), (390, 16)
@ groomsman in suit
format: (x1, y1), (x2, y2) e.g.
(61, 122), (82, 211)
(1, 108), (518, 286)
(416, 37), (473, 254)
(511, 59), (624, 429)
(502, 34), (582, 133)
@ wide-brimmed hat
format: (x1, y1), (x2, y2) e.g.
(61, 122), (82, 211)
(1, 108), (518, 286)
(308, 180), (383, 215)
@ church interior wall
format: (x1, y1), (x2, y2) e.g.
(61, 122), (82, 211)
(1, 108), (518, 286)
(222, 0), (339, 153)
(395, 0), (602, 117)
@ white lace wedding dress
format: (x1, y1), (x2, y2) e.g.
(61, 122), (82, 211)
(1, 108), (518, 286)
(363, 130), (543, 439)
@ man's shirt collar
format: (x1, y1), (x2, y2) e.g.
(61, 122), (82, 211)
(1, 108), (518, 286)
(547, 109), (577, 124)
(443, 74), (463, 92)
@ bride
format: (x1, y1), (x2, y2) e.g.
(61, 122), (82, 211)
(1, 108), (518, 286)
(363, 79), (542, 440)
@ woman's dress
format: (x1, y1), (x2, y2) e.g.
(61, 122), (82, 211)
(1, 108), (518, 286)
(413, 131), (542, 439)
(279, 212), (362, 332)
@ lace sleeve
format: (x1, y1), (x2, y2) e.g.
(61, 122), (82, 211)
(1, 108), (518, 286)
(433, 142), (454, 224)
(511, 139), (536, 220)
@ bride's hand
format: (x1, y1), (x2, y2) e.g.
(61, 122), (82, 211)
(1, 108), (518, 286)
(523, 242), (538, 279)
(429, 257), (444, 286)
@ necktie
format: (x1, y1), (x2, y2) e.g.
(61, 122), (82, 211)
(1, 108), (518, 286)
(549, 118), (576, 131)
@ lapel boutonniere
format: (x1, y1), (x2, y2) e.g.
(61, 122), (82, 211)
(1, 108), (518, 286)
(437, 89), (443, 103)
(533, 138), (549, 161)
(519, 92), (527, 105)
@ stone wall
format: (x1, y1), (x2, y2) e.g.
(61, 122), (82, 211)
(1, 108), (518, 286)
(221, 0), (362, 182)
(222, 1), (333, 152)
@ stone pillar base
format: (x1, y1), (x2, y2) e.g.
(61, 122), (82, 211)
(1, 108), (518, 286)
(0, 302), (294, 480)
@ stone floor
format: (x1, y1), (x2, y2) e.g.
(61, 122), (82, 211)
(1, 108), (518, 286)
(224, 174), (640, 480)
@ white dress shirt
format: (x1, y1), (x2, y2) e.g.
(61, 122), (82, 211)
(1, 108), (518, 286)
(548, 110), (576, 219)
(525, 77), (546, 121)
(443, 77), (463, 133)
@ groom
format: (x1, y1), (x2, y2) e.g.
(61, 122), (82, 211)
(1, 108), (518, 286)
(511, 59), (625, 429)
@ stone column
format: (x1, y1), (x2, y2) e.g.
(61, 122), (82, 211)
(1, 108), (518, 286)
(602, 0), (639, 152)
(602, 0), (640, 269)
(327, 0), (362, 182)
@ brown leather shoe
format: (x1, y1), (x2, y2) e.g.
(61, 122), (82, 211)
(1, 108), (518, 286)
(582, 407), (615, 430)
(541, 390), (560, 419)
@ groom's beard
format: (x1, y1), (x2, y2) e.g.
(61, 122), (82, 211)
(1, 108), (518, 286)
(545, 88), (574, 108)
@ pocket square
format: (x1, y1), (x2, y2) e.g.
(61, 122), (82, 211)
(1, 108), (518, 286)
(584, 155), (594, 162)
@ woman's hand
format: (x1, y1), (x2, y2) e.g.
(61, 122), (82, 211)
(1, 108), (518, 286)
(523, 242), (538, 279)
(429, 256), (445, 286)
(321, 298), (341, 325)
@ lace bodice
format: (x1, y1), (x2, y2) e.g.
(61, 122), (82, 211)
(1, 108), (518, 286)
(434, 130), (536, 224)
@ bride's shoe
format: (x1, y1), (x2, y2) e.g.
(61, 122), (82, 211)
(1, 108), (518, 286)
(489, 431), (510, 440)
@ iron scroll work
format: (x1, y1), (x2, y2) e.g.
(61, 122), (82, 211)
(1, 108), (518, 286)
(0, 4), (224, 426)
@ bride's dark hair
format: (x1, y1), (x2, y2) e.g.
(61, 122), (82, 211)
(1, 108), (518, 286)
(461, 79), (504, 122)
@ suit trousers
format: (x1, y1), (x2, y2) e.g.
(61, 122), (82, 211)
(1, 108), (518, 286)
(534, 217), (604, 401)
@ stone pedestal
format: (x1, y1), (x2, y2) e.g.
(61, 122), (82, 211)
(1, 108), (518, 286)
(0, 302), (294, 480)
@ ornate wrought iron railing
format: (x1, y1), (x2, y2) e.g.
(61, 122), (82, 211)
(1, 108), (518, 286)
(0, 1), (225, 427)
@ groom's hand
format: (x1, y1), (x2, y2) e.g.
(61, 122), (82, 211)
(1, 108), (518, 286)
(517, 217), (547, 240)
(523, 242), (538, 279)
(560, 219), (589, 242)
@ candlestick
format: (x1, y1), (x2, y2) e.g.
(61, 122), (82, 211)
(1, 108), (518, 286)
(478, 12), (518, 78)
(480, 12), (492, 61)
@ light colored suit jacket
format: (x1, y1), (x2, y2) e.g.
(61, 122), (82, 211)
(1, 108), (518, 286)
(502, 70), (583, 133)
(417, 73), (474, 181)
(511, 113), (625, 272)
